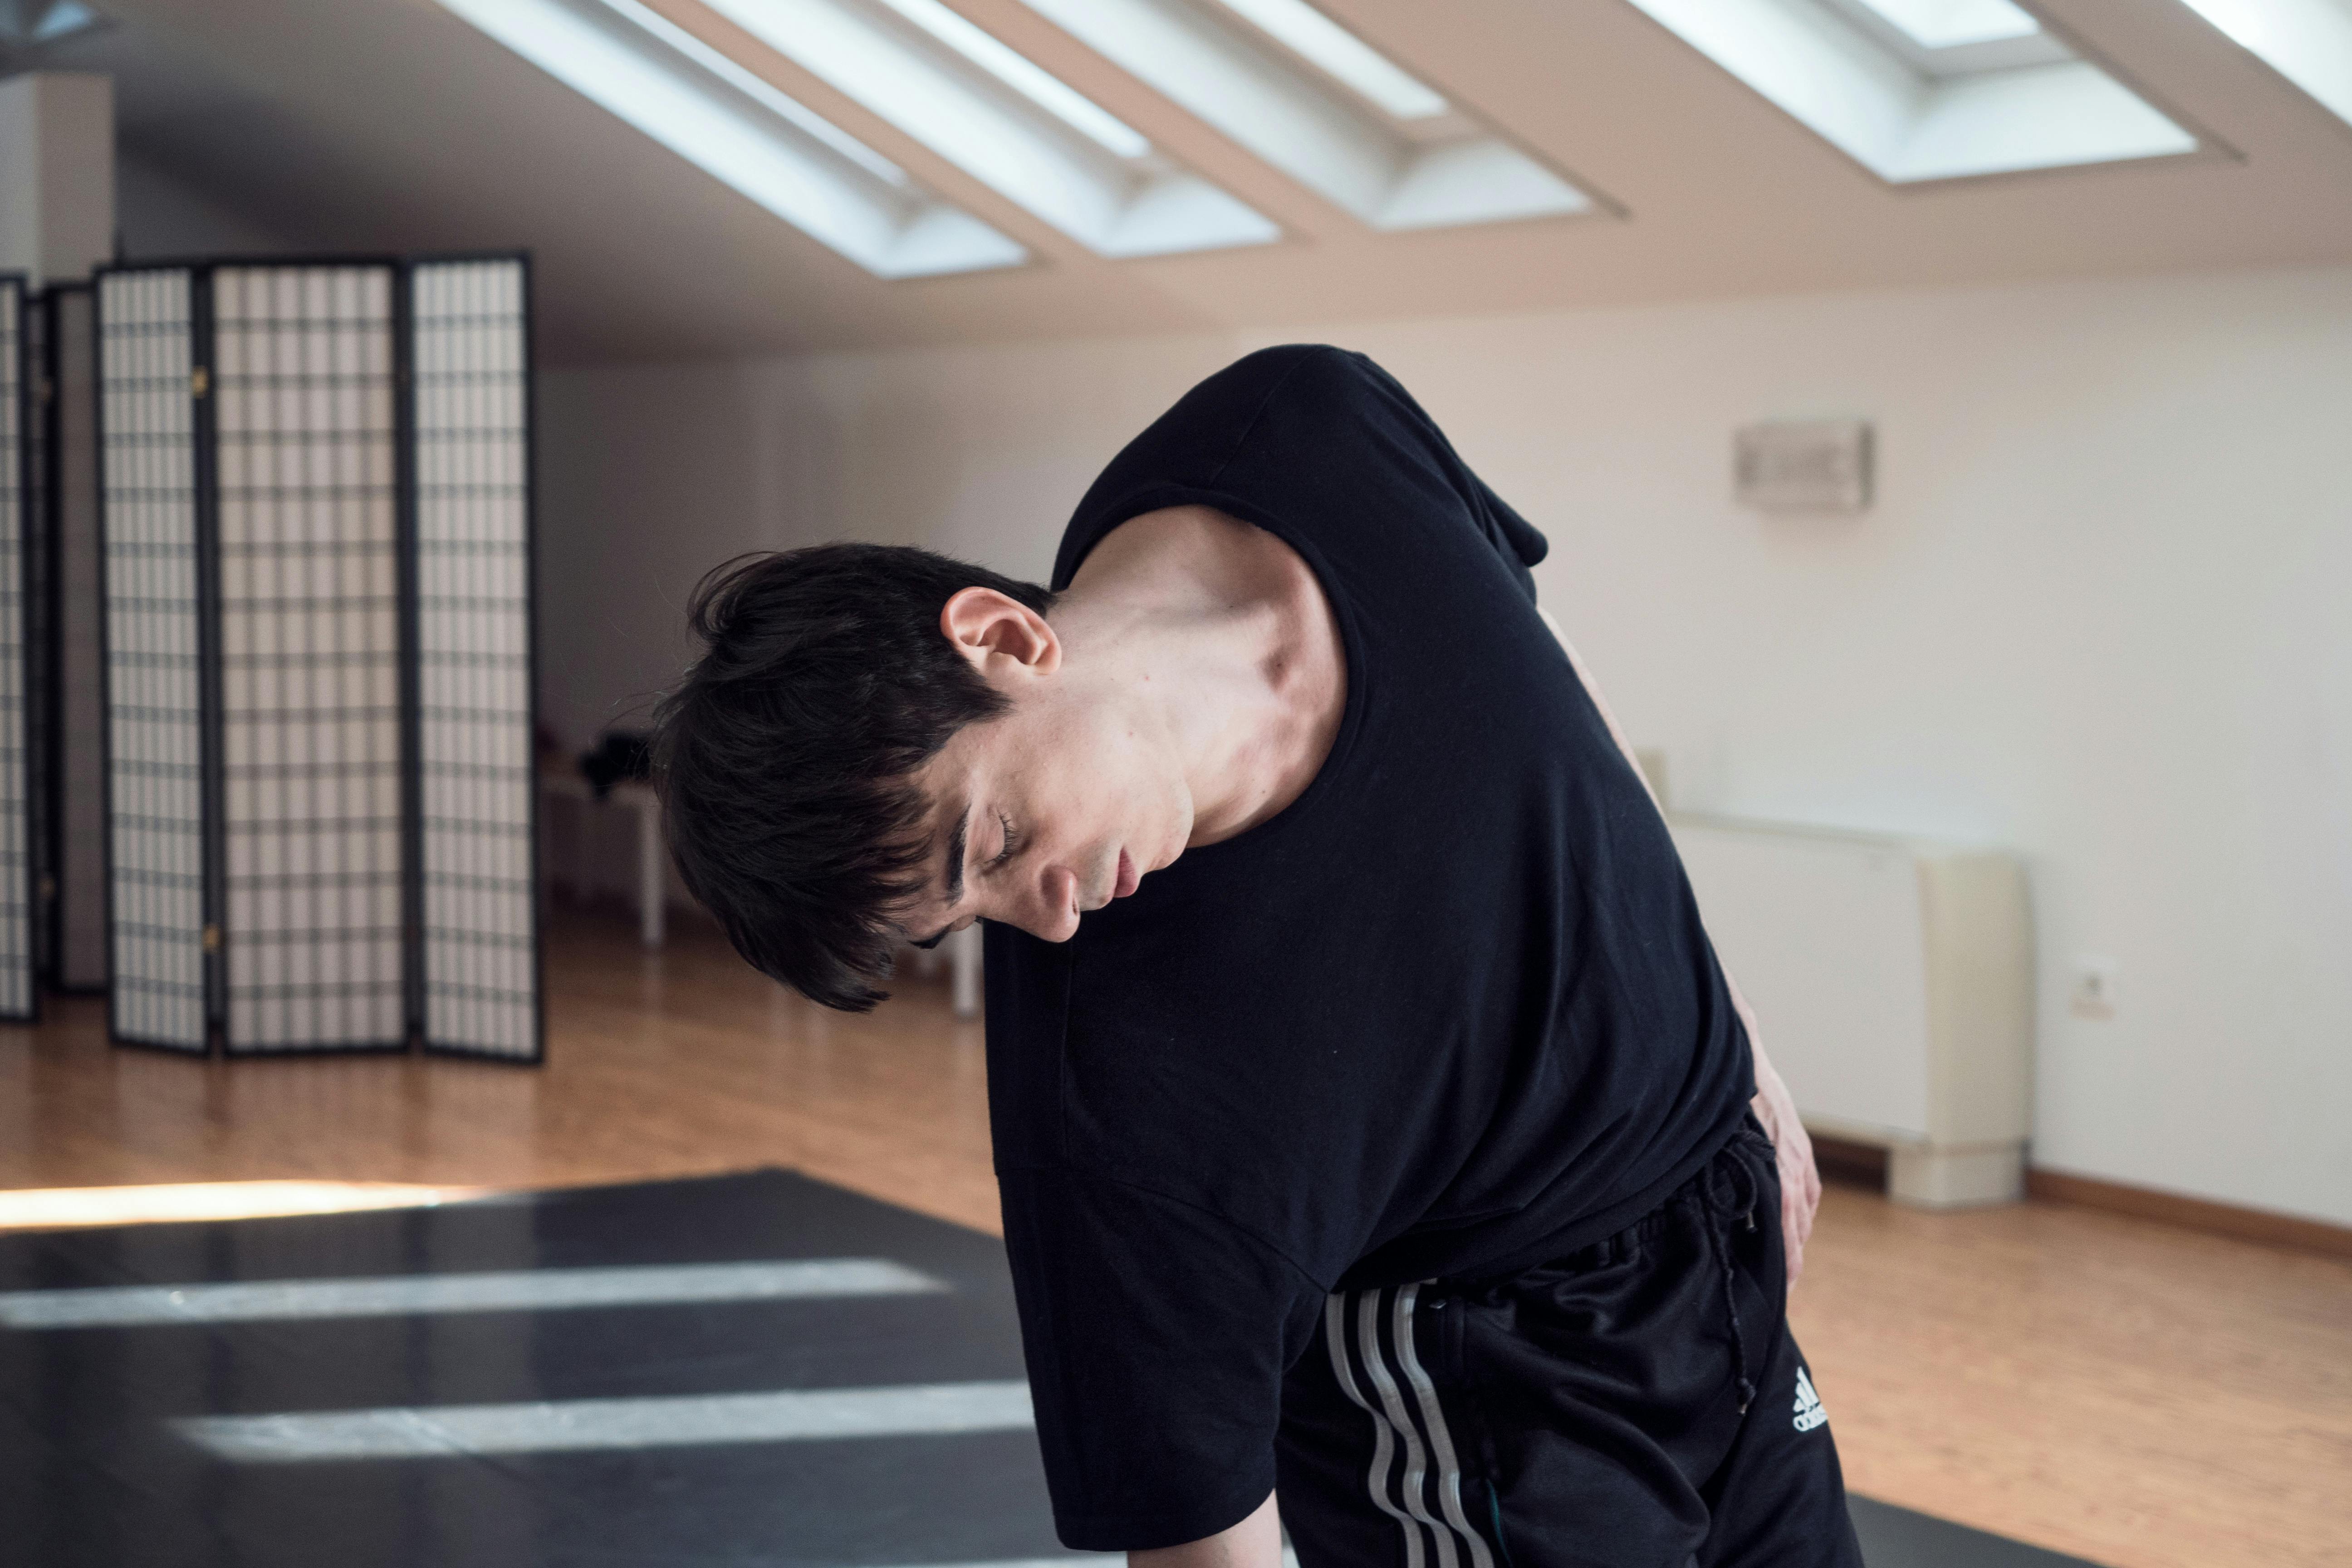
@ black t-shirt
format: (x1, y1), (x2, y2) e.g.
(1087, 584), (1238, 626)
(984, 345), (1754, 1551)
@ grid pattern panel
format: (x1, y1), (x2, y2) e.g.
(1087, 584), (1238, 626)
(0, 280), (31, 1017)
(214, 266), (406, 1052)
(55, 290), (108, 990)
(22, 290), (51, 991)
(412, 260), (538, 1058)
(98, 270), (208, 1050)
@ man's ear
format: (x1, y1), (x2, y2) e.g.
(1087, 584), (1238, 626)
(940, 588), (1061, 679)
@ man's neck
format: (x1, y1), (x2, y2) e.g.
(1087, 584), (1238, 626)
(1054, 505), (1346, 846)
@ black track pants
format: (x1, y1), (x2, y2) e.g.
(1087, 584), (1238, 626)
(1276, 1124), (1865, 1568)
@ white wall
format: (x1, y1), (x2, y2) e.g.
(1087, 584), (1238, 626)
(535, 265), (2352, 1227)
(536, 360), (769, 746)
(115, 152), (292, 261)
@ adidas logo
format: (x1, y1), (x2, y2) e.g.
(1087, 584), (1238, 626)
(1793, 1367), (1828, 1432)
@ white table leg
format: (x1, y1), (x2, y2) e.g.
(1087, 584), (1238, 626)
(551, 792), (577, 902)
(951, 924), (981, 1019)
(637, 795), (665, 950)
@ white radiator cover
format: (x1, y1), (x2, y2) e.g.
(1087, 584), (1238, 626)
(1670, 814), (2035, 1208)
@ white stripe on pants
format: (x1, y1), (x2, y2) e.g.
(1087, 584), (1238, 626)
(1323, 1284), (1496, 1568)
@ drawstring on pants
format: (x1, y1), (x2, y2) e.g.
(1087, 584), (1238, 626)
(1694, 1152), (1761, 1416)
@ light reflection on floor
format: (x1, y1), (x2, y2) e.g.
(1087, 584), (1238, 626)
(0, 1180), (490, 1233)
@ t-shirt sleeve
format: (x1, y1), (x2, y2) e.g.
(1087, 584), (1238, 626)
(997, 1166), (1328, 1551)
(1465, 472), (1547, 603)
(1328, 349), (1548, 602)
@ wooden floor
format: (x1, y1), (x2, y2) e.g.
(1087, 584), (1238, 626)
(3, 907), (2347, 1568)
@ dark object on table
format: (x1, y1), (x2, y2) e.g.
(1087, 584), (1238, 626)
(579, 731), (652, 799)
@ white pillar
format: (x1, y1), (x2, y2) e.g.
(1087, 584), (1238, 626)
(950, 924), (981, 1019)
(635, 789), (666, 950)
(0, 72), (115, 287)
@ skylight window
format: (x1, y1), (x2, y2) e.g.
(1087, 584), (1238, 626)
(1818, 0), (2066, 73)
(2177, 0), (2352, 132)
(1848, 0), (2041, 49)
(1016, 0), (1594, 231)
(872, 0), (1152, 158)
(431, 0), (1024, 277)
(1625, 0), (2201, 182)
(698, 0), (1278, 258)
(1208, 0), (1449, 120)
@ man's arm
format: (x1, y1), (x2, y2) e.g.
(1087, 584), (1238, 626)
(1131, 1490), (1283, 1568)
(1535, 608), (1822, 1287)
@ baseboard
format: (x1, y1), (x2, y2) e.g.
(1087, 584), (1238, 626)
(2025, 1167), (2352, 1260)
(1811, 1134), (1890, 1190)
(1812, 1135), (2350, 1259)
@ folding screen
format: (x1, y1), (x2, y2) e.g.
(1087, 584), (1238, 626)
(412, 259), (539, 1059)
(95, 267), (209, 1049)
(0, 275), (33, 1020)
(47, 285), (108, 994)
(93, 256), (541, 1059)
(13, 278), (44, 1003)
(213, 264), (408, 1053)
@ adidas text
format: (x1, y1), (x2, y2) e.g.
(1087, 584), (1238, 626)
(1793, 1367), (1828, 1432)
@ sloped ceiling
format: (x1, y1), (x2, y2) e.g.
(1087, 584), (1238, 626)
(20, 0), (2352, 361)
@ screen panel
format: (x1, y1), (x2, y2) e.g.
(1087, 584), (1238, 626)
(23, 289), (53, 991)
(411, 258), (539, 1060)
(97, 268), (209, 1051)
(0, 278), (33, 1018)
(212, 265), (406, 1053)
(50, 287), (106, 987)
(53, 288), (108, 991)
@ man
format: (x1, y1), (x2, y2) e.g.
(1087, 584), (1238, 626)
(655, 345), (1864, 1567)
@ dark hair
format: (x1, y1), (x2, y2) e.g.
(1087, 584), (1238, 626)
(651, 544), (1057, 1010)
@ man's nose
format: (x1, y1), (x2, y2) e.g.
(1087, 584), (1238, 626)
(1024, 864), (1080, 942)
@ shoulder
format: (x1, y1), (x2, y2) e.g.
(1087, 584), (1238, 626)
(1093, 345), (1408, 488)
(1210, 346), (1446, 467)
(1223, 343), (1392, 401)
(1178, 343), (1396, 422)
(1054, 346), (1439, 584)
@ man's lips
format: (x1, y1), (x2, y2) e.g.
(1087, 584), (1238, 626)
(1112, 848), (1139, 899)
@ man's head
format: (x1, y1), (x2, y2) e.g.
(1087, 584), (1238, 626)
(653, 544), (1189, 1011)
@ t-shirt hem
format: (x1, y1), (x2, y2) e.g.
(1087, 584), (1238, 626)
(1053, 1471), (1274, 1554)
(1436, 1106), (1756, 1287)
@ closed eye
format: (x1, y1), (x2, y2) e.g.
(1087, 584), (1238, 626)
(989, 812), (1019, 869)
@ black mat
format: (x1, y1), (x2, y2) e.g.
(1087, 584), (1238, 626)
(0, 1170), (2103, 1568)
(1851, 1499), (2104, 1568)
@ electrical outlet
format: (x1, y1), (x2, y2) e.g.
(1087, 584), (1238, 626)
(2071, 956), (2118, 1020)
